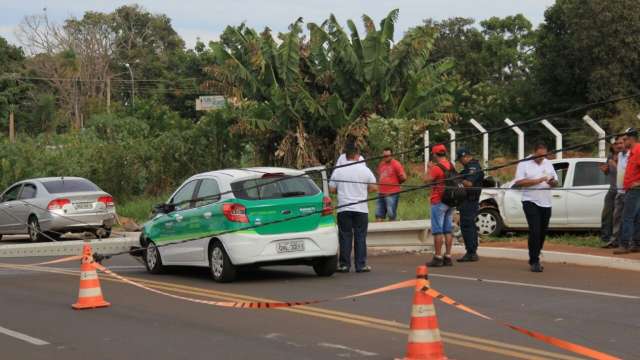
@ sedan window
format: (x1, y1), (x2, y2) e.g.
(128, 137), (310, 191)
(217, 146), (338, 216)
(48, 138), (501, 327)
(19, 184), (37, 200)
(42, 179), (99, 193)
(171, 180), (199, 211)
(1, 184), (22, 202)
(573, 161), (607, 187)
(195, 179), (221, 207)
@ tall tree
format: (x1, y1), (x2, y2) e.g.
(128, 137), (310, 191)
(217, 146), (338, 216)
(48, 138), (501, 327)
(535, 0), (640, 117)
(0, 37), (29, 135)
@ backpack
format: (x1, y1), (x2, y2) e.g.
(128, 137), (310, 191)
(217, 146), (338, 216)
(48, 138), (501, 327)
(435, 162), (467, 207)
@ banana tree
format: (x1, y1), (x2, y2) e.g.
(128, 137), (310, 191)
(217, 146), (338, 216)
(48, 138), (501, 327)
(204, 9), (458, 167)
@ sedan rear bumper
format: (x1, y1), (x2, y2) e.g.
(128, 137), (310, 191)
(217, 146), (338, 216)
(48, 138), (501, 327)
(41, 211), (117, 232)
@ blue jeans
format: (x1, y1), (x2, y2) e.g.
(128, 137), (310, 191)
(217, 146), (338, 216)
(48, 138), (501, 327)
(337, 211), (369, 271)
(619, 189), (640, 248)
(459, 200), (480, 254)
(375, 193), (399, 220)
(431, 202), (454, 235)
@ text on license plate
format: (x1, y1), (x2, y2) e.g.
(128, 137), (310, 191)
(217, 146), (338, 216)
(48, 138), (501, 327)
(74, 202), (93, 210)
(276, 240), (305, 253)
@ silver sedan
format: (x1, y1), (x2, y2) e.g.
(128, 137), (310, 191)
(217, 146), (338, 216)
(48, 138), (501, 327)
(0, 177), (117, 242)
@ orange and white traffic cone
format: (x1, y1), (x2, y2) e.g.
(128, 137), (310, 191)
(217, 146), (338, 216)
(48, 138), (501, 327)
(399, 265), (447, 360)
(72, 243), (110, 310)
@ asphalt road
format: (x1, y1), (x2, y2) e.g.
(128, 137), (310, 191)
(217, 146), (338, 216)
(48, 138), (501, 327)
(1, 248), (639, 360)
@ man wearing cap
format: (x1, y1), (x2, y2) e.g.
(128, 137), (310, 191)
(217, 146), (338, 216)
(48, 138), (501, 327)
(616, 128), (640, 254)
(456, 148), (485, 262)
(424, 144), (456, 267)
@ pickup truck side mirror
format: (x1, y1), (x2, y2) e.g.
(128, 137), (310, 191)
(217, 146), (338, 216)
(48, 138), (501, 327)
(153, 203), (175, 215)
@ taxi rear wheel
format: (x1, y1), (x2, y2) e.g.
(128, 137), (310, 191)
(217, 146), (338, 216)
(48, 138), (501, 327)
(209, 241), (237, 283)
(313, 255), (337, 277)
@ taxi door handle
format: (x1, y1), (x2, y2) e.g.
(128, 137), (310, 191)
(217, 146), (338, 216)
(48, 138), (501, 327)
(174, 214), (183, 222)
(203, 212), (212, 219)
(553, 194), (561, 198)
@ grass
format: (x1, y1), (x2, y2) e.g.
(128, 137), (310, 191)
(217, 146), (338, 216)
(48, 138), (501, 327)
(117, 194), (169, 223)
(482, 233), (601, 248)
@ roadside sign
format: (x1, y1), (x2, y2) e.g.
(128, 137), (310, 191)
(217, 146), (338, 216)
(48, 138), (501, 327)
(196, 96), (226, 111)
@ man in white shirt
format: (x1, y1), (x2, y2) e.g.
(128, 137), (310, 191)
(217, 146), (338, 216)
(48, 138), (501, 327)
(336, 153), (365, 167)
(329, 144), (377, 273)
(514, 144), (559, 272)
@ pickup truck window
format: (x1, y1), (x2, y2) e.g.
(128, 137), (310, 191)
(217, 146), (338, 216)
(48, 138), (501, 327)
(553, 163), (569, 187)
(573, 162), (607, 187)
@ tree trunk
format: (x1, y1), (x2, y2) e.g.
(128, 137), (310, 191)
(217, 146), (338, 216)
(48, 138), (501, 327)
(9, 110), (15, 143)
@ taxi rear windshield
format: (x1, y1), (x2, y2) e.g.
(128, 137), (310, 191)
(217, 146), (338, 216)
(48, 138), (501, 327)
(231, 176), (320, 200)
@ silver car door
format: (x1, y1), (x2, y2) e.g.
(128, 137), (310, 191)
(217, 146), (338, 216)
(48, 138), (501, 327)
(0, 184), (24, 233)
(16, 183), (39, 232)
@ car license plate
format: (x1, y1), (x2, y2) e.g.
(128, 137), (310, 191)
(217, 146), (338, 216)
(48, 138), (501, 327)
(276, 240), (305, 254)
(74, 202), (93, 210)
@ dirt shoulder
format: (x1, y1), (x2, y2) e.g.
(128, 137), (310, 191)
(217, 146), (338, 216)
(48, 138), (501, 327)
(481, 239), (640, 259)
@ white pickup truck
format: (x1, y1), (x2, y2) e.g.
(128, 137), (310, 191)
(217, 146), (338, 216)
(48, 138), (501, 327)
(476, 158), (608, 236)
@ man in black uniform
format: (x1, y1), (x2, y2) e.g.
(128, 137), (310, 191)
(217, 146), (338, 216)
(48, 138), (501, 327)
(456, 148), (485, 262)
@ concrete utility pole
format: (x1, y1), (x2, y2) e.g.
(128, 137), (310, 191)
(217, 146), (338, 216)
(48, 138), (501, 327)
(424, 130), (429, 172)
(9, 110), (15, 143)
(541, 119), (563, 160)
(582, 115), (606, 158)
(447, 129), (456, 163)
(469, 118), (489, 168)
(504, 118), (525, 160)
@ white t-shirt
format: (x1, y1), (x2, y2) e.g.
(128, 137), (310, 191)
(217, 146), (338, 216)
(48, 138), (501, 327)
(336, 154), (365, 167)
(617, 150), (629, 194)
(514, 157), (559, 208)
(329, 161), (376, 214)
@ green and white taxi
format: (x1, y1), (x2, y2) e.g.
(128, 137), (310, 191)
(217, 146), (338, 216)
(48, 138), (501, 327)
(140, 167), (338, 282)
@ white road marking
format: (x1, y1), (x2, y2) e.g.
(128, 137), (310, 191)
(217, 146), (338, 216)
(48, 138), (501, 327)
(0, 326), (49, 346)
(430, 273), (640, 300)
(317, 342), (378, 356)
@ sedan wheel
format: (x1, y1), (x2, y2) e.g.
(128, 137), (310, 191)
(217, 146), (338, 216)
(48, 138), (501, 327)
(475, 208), (504, 237)
(209, 241), (236, 283)
(28, 217), (42, 242)
(144, 241), (164, 274)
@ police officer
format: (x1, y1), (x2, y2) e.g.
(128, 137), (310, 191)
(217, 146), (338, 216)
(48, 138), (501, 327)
(456, 148), (485, 262)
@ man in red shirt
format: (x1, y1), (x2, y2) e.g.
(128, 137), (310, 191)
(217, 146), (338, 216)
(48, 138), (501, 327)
(423, 144), (455, 267)
(375, 148), (407, 221)
(619, 128), (640, 253)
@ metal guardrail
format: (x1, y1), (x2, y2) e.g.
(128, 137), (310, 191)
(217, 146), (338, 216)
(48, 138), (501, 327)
(367, 220), (433, 249)
(0, 237), (139, 258)
(0, 221), (437, 258)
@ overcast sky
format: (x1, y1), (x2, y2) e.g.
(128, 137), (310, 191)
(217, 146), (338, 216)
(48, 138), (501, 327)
(0, 0), (556, 48)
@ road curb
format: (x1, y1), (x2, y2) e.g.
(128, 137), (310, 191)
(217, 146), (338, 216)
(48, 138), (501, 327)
(452, 246), (640, 272)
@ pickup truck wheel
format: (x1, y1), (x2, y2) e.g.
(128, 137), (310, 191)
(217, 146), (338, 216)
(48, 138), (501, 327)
(313, 255), (337, 277)
(476, 208), (504, 236)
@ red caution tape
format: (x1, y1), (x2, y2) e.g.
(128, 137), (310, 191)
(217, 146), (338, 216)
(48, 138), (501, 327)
(421, 285), (622, 360)
(2, 255), (84, 267)
(93, 263), (416, 309)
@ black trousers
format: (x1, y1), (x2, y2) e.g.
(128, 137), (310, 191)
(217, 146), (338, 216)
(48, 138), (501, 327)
(459, 200), (480, 254)
(600, 189), (617, 242)
(522, 201), (552, 265)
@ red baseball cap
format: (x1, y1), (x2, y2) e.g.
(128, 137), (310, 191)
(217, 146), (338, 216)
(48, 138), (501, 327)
(431, 144), (447, 155)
